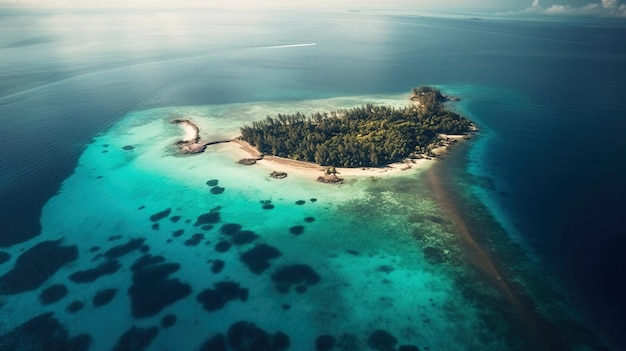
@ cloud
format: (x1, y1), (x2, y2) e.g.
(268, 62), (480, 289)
(508, 0), (626, 17)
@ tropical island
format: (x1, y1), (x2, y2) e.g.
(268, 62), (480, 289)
(239, 86), (474, 168)
(172, 86), (474, 183)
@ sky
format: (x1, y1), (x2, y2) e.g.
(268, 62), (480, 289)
(515, 0), (626, 16)
(0, 0), (624, 17)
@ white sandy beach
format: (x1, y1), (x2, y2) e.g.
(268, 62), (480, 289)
(180, 122), (198, 142)
(213, 137), (466, 182)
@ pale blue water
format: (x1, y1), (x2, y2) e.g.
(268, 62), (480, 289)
(1, 8), (625, 350)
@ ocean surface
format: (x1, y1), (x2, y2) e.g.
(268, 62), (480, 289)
(1, 8), (625, 350)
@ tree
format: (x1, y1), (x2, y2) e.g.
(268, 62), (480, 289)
(239, 86), (471, 168)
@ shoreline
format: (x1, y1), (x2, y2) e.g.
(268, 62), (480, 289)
(224, 135), (471, 183)
(174, 113), (475, 183)
(171, 118), (209, 154)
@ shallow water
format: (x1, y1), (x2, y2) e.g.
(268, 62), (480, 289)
(0, 98), (503, 350)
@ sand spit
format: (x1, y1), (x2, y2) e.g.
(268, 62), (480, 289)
(427, 169), (569, 351)
(171, 119), (233, 154)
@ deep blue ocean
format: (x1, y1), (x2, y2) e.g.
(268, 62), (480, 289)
(1, 8), (625, 350)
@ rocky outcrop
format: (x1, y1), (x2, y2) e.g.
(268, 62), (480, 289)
(237, 158), (258, 165)
(270, 171), (288, 179)
(171, 119), (208, 154)
(180, 142), (207, 154)
(317, 174), (343, 184)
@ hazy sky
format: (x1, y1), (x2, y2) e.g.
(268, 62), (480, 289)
(0, 0), (624, 17)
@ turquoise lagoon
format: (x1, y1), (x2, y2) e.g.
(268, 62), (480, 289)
(0, 92), (600, 350)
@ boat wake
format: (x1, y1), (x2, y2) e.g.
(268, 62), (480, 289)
(264, 43), (317, 49)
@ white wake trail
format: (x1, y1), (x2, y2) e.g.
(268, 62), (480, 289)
(264, 43), (317, 49)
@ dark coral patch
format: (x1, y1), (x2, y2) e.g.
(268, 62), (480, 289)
(220, 223), (242, 235)
(108, 235), (122, 241)
(367, 329), (398, 351)
(260, 200), (274, 210)
(138, 205), (145, 210)
(206, 179), (219, 187)
(93, 288), (117, 307)
(232, 231), (259, 245)
(201, 225), (214, 231)
(423, 246), (446, 264)
(210, 186), (225, 195)
(113, 326), (159, 351)
(122, 145), (135, 150)
(215, 240), (232, 253)
(131, 254), (165, 271)
(200, 334), (227, 351)
(149, 208), (171, 222)
(377, 265), (394, 274)
(315, 335), (337, 351)
(139, 245), (149, 253)
(151, 223), (160, 230)
(310, 198), (317, 202)
(304, 217), (315, 223)
(197, 281), (249, 312)
(289, 226), (305, 236)
(0, 312), (91, 351)
(211, 260), (225, 274)
(160, 314), (177, 329)
(170, 216), (181, 223)
(128, 255), (191, 318)
(240, 244), (282, 274)
(273, 332), (290, 350)
(67, 301), (85, 313)
(0, 251), (10, 265)
(39, 285), (69, 306)
(105, 238), (145, 258)
(271, 264), (320, 294)
(89, 246), (100, 253)
(227, 321), (290, 351)
(184, 233), (204, 246)
(0, 240), (78, 295)
(194, 210), (221, 226)
(68, 259), (121, 283)
(39, 284), (68, 305)
(398, 345), (421, 351)
(172, 229), (185, 238)
(295, 200), (306, 205)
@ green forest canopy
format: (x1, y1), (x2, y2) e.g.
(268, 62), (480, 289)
(240, 86), (473, 168)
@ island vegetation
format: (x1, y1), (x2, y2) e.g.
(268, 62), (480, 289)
(240, 86), (473, 168)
